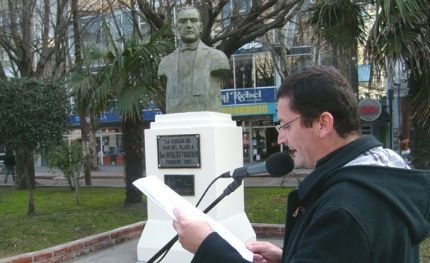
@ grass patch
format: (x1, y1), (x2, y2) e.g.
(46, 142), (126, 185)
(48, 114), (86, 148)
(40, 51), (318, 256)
(0, 186), (291, 258)
(244, 187), (292, 224)
(1, 186), (429, 261)
(0, 187), (146, 258)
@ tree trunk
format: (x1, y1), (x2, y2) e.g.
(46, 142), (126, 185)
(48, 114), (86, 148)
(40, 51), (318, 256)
(0, 61), (7, 79)
(335, 46), (358, 95)
(79, 112), (92, 185)
(65, 172), (76, 191)
(18, 145), (36, 216)
(409, 69), (430, 169)
(26, 169), (36, 216)
(348, 47), (359, 96)
(411, 122), (430, 169)
(16, 145), (35, 189)
(123, 118), (145, 205)
(15, 152), (24, 187)
(89, 114), (99, 170)
(73, 0), (91, 184)
(75, 167), (81, 205)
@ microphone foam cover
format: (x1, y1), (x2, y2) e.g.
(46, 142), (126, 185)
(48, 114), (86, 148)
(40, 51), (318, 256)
(265, 152), (294, 177)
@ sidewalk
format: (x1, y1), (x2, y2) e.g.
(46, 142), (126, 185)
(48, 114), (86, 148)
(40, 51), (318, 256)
(0, 165), (311, 188)
(32, 165), (310, 188)
(72, 236), (284, 263)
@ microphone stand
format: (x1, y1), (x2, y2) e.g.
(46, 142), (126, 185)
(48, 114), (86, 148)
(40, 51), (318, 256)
(146, 177), (244, 263)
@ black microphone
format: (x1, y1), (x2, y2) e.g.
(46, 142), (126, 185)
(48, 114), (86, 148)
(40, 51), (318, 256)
(221, 152), (294, 178)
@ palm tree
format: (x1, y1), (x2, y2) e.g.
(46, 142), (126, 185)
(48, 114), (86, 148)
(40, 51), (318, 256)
(306, 0), (430, 168)
(306, 0), (367, 93)
(68, 46), (107, 185)
(409, 59), (430, 168)
(99, 26), (173, 204)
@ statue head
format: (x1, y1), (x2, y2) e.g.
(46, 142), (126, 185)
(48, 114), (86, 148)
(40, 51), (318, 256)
(176, 7), (203, 44)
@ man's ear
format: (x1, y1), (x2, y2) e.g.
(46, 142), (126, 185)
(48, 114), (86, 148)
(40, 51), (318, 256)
(318, 112), (334, 138)
(197, 22), (203, 35)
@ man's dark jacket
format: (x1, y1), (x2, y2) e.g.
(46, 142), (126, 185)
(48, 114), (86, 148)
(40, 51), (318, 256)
(191, 136), (430, 263)
(3, 154), (16, 167)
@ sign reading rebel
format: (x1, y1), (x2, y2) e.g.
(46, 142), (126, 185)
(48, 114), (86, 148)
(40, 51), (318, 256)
(157, 134), (201, 168)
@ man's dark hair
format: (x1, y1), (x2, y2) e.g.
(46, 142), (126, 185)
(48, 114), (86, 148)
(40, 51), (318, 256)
(276, 66), (360, 137)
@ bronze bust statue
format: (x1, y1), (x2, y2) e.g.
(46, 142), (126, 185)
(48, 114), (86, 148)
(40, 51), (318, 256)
(158, 7), (230, 113)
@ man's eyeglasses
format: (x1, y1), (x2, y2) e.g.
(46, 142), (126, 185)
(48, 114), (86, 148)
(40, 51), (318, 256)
(275, 116), (301, 133)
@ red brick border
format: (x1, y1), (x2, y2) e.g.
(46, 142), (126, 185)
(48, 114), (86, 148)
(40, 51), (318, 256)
(252, 223), (285, 238)
(0, 222), (284, 263)
(0, 222), (145, 263)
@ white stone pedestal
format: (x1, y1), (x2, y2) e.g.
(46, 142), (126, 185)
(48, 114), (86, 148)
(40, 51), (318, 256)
(136, 112), (255, 263)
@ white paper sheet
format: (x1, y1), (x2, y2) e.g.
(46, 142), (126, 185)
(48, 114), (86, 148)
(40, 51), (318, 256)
(133, 176), (253, 261)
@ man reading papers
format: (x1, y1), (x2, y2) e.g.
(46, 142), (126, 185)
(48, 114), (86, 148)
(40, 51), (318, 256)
(172, 66), (430, 263)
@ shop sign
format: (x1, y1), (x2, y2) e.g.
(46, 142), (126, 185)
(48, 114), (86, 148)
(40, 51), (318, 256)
(142, 109), (163, 121)
(69, 108), (162, 126)
(221, 87), (276, 105)
(234, 41), (270, 54)
(69, 112), (121, 126)
(359, 98), (382, 121)
(221, 103), (276, 116)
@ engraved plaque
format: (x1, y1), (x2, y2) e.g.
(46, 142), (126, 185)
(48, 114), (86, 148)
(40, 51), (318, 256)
(164, 174), (195, 196)
(157, 134), (200, 168)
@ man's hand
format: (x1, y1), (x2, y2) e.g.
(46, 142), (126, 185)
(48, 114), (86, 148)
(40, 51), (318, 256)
(172, 207), (214, 253)
(246, 241), (282, 263)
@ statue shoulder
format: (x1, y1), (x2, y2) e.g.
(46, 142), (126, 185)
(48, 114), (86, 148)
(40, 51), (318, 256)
(210, 48), (228, 60)
(198, 42), (229, 70)
(200, 42), (226, 57)
(158, 49), (180, 76)
(160, 49), (179, 64)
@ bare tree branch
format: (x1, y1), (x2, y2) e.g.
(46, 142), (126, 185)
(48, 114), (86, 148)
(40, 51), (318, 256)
(20, 0), (37, 76)
(50, 0), (70, 79)
(7, 0), (20, 48)
(107, 0), (127, 46)
(129, 0), (304, 57)
(216, 0), (303, 56)
(136, 0), (165, 30)
(0, 60), (7, 79)
(34, 0), (53, 78)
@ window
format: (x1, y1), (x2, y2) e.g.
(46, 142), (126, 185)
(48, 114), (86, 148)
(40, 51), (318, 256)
(361, 125), (372, 135)
(222, 0), (252, 28)
(81, 15), (106, 48)
(222, 60), (235, 89)
(234, 54), (253, 89)
(230, 52), (275, 89)
(255, 53), (275, 87)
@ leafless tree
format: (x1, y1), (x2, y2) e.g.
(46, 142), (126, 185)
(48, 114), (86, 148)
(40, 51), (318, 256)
(116, 0), (304, 57)
(0, 0), (104, 189)
(0, 0), (71, 190)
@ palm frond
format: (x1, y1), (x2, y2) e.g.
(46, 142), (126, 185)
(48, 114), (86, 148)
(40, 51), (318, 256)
(410, 67), (430, 129)
(368, 0), (430, 73)
(97, 25), (174, 121)
(306, 0), (367, 51)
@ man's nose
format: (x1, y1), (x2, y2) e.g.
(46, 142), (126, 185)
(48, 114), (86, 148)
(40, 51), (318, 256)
(277, 132), (287, 146)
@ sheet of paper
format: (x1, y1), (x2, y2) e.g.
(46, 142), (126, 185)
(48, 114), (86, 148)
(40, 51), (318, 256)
(133, 176), (253, 261)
